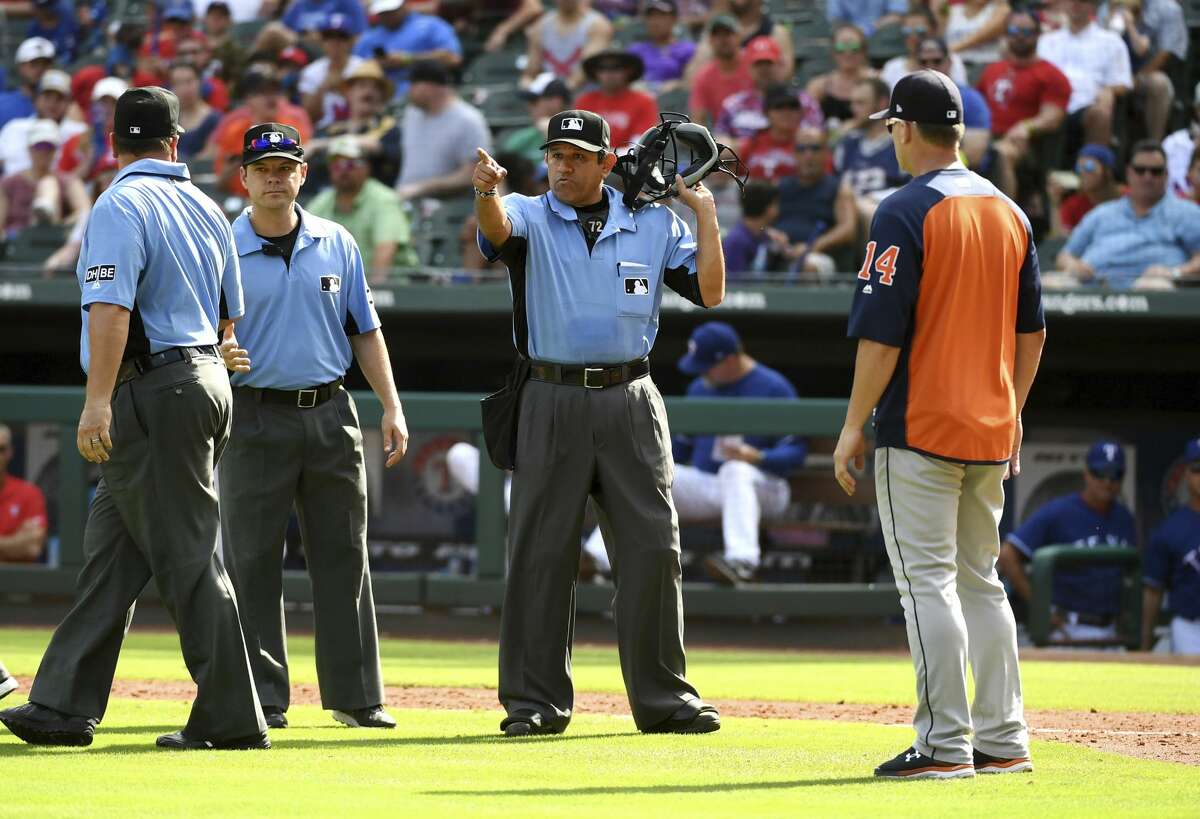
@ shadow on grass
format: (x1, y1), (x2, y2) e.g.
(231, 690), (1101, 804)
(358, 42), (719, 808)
(0, 731), (610, 756)
(425, 776), (882, 797)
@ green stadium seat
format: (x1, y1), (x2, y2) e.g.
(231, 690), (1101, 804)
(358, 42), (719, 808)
(867, 24), (905, 66)
(656, 87), (689, 116)
(476, 86), (532, 131)
(1037, 236), (1067, 268)
(462, 48), (525, 86)
(3, 223), (69, 273)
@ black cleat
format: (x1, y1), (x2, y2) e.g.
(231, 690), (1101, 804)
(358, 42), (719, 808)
(874, 746), (974, 779)
(332, 705), (396, 729)
(156, 730), (271, 750)
(262, 707), (288, 729)
(0, 702), (97, 747)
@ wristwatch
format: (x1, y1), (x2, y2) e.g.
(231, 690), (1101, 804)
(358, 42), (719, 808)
(475, 187), (498, 198)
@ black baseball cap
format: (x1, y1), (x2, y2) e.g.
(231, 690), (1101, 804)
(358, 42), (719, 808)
(870, 69), (962, 126)
(540, 109), (610, 154)
(242, 122), (304, 166)
(114, 86), (185, 139)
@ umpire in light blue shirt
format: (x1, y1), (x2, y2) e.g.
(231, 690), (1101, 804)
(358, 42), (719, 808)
(473, 110), (726, 737)
(0, 87), (268, 751)
(217, 123), (408, 731)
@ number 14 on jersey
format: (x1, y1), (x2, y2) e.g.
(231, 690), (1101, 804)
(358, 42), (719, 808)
(857, 241), (900, 286)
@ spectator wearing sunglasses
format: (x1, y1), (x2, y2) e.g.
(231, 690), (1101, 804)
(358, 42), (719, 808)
(1142, 437), (1200, 655)
(997, 440), (1136, 645)
(825, 0), (906, 37)
(881, 7), (967, 90)
(805, 24), (876, 130)
(1047, 144), (1121, 237)
(771, 126), (857, 276)
(1057, 140), (1200, 289)
(978, 10), (1071, 199)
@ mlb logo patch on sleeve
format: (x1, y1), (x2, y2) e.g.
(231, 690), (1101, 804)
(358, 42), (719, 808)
(320, 275), (342, 293)
(624, 277), (649, 295)
(84, 265), (116, 285)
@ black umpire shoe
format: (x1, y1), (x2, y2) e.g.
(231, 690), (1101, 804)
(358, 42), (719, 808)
(156, 730), (271, 750)
(263, 706), (288, 729)
(332, 705), (396, 729)
(874, 747), (975, 779)
(703, 554), (756, 586)
(0, 702), (98, 746)
(500, 709), (567, 737)
(642, 700), (721, 734)
(0, 670), (17, 701)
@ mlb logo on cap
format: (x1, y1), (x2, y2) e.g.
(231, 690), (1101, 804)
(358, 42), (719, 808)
(129, 126), (141, 134)
(562, 118), (584, 131)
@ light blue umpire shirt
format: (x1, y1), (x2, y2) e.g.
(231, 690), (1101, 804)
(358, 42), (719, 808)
(78, 158), (244, 373)
(477, 185), (704, 365)
(230, 204), (381, 390)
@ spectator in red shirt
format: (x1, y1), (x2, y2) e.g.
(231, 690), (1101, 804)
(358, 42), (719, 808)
(739, 86), (810, 182)
(687, 15), (752, 128)
(0, 423), (47, 563)
(1048, 143), (1121, 237)
(977, 9), (1071, 197)
(136, 1), (208, 87)
(58, 75), (125, 183)
(574, 50), (658, 150)
(715, 35), (821, 142)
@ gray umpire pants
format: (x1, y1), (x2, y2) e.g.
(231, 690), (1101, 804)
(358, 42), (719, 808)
(218, 387), (383, 713)
(30, 356), (266, 742)
(875, 447), (1030, 764)
(499, 375), (701, 732)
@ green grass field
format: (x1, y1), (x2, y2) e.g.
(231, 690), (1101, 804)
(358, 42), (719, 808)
(2, 627), (1198, 817)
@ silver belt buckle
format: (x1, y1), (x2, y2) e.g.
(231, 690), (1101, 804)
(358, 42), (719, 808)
(583, 367), (605, 389)
(297, 389), (318, 408)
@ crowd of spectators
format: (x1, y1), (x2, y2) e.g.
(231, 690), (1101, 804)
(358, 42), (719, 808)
(0, 0), (1193, 289)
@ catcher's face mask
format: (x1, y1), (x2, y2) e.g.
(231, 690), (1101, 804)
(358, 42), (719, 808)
(612, 113), (747, 211)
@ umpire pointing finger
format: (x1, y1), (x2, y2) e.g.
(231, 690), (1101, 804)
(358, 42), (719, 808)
(476, 110), (726, 737)
(218, 123), (408, 731)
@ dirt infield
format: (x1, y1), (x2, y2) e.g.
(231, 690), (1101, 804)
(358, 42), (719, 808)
(19, 677), (1190, 766)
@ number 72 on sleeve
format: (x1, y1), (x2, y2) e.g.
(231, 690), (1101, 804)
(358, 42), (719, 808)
(857, 241), (900, 286)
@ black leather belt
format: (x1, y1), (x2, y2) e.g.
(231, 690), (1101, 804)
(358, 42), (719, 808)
(236, 378), (344, 409)
(530, 358), (649, 389)
(116, 345), (219, 387)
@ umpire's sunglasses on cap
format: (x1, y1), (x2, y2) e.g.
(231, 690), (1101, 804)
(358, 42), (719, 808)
(249, 135), (300, 151)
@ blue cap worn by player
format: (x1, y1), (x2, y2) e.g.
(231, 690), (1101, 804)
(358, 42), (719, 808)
(1086, 440), (1126, 480)
(677, 321), (741, 375)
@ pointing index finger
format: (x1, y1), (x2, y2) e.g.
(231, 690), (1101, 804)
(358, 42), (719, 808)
(477, 147), (493, 164)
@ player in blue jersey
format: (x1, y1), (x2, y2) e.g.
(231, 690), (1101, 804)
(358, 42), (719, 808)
(998, 440), (1138, 644)
(1142, 437), (1200, 654)
(584, 321), (806, 585)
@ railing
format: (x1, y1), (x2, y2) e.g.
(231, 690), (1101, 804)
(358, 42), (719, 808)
(0, 386), (906, 617)
(1028, 545), (1142, 648)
